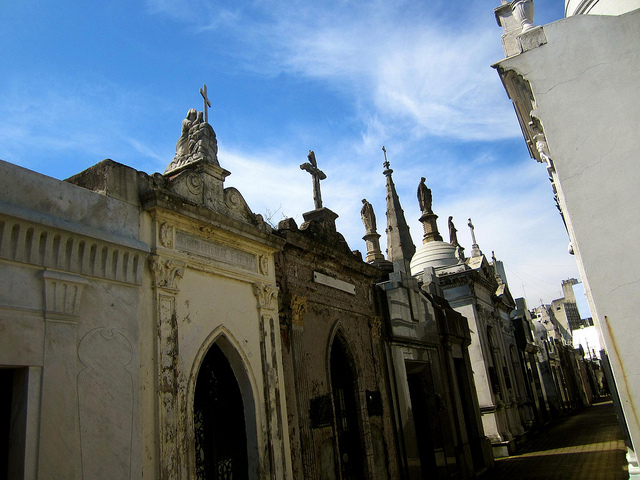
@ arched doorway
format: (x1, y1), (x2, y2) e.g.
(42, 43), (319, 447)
(330, 338), (364, 479)
(194, 343), (249, 480)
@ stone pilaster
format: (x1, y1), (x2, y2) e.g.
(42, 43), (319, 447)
(38, 270), (88, 479)
(254, 283), (291, 480)
(149, 256), (185, 479)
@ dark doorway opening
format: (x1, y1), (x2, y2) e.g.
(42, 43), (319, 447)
(0, 369), (13, 480)
(330, 339), (364, 480)
(194, 343), (248, 480)
(407, 365), (438, 477)
(454, 357), (485, 471)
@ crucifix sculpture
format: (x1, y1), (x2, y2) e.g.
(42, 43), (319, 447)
(300, 150), (326, 210)
(200, 84), (212, 123)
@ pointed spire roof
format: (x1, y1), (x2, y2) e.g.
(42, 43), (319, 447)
(382, 147), (415, 273)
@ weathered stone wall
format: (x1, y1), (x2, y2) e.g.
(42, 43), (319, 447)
(0, 159), (148, 479)
(276, 218), (399, 479)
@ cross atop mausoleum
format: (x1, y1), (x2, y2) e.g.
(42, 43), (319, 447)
(382, 145), (390, 170)
(468, 218), (483, 258)
(468, 218), (477, 245)
(200, 84), (212, 123)
(300, 150), (326, 210)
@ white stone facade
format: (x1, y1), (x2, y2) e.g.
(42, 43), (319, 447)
(494, 2), (640, 475)
(0, 147), (293, 478)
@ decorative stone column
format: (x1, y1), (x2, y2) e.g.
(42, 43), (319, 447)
(254, 282), (291, 479)
(38, 270), (88, 479)
(149, 255), (185, 480)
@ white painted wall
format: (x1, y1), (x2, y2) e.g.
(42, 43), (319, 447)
(497, 7), (640, 455)
(565, 0), (640, 16)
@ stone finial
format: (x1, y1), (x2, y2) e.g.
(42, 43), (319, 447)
(511, 0), (535, 33)
(300, 150), (326, 210)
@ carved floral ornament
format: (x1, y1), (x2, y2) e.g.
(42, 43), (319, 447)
(253, 283), (278, 311)
(149, 255), (185, 291)
(259, 255), (269, 276)
(290, 294), (308, 326)
(159, 222), (174, 249)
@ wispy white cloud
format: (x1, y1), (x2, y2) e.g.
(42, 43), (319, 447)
(148, 0), (519, 142)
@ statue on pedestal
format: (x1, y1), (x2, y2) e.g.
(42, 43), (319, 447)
(361, 199), (377, 234)
(448, 216), (459, 247)
(417, 177), (433, 214)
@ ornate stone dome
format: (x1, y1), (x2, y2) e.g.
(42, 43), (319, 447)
(410, 240), (458, 275)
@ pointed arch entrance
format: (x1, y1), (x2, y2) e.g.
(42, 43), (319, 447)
(330, 336), (365, 479)
(193, 342), (249, 480)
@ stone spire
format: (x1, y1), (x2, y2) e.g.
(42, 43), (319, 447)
(382, 147), (415, 273)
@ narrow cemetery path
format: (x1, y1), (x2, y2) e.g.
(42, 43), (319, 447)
(480, 398), (629, 480)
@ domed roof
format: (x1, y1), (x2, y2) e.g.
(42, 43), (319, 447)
(410, 240), (458, 275)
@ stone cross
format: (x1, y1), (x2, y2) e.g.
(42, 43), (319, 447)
(200, 84), (212, 123)
(382, 146), (390, 169)
(468, 218), (477, 245)
(300, 150), (326, 210)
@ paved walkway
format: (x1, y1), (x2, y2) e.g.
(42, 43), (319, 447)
(480, 398), (628, 480)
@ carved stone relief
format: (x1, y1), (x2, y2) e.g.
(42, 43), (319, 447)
(149, 255), (185, 292)
(159, 222), (174, 249)
(291, 294), (308, 326)
(259, 255), (269, 276)
(254, 283), (278, 311)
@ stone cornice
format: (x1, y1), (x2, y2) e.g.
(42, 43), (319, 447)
(0, 212), (147, 285)
(278, 228), (381, 281)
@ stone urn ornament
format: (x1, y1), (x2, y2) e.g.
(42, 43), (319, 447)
(511, 0), (535, 33)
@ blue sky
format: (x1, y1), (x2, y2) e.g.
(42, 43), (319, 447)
(0, 0), (578, 306)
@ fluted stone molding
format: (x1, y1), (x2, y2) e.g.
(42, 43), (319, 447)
(254, 282), (288, 478)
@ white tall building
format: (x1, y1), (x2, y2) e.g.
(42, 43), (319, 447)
(493, 0), (640, 475)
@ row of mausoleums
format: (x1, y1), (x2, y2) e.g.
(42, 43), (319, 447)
(0, 112), (600, 479)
